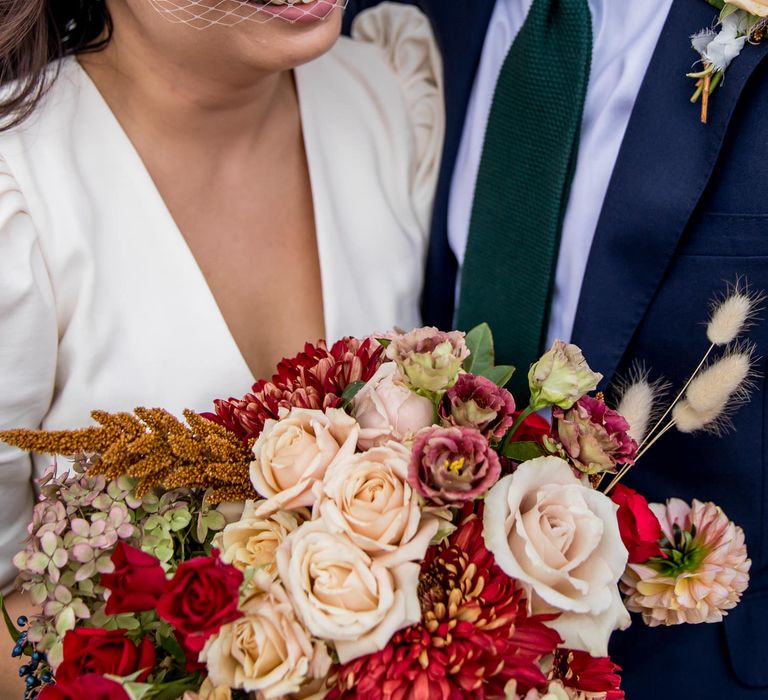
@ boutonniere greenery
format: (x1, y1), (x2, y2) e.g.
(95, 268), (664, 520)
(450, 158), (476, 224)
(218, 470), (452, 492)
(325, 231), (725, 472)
(689, 0), (767, 123)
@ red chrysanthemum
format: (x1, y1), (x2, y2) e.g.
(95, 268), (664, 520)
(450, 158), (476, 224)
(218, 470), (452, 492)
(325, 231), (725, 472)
(551, 649), (624, 699)
(328, 512), (561, 700)
(204, 337), (384, 444)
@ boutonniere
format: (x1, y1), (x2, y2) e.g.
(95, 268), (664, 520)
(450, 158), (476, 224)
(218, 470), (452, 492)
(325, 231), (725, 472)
(688, 0), (767, 123)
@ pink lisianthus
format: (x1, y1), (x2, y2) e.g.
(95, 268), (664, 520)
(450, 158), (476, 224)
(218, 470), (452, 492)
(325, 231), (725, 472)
(621, 498), (750, 626)
(551, 396), (637, 475)
(408, 426), (500, 505)
(439, 373), (516, 439)
(386, 327), (469, 394)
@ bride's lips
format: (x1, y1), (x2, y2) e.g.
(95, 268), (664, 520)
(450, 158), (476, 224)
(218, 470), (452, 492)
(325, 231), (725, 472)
(248, 0), (338, 24)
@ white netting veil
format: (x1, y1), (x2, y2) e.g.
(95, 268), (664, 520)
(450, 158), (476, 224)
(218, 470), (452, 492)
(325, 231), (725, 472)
(146, 0), (348, 29)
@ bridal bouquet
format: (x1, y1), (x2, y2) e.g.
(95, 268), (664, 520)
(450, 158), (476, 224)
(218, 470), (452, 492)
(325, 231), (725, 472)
(0, 285), (758, 700)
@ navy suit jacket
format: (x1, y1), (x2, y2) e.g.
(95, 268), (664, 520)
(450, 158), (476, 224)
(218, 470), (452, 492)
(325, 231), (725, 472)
(345, 0), (768, 696)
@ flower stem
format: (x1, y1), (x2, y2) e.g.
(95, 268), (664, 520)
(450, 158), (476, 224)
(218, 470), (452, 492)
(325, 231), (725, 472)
(691, 80), (704, 104)
(701, 70), (712, 124)
(635, 420), (677, 462)
(604, 421), (676, 494)
(501, 405), (537, 452)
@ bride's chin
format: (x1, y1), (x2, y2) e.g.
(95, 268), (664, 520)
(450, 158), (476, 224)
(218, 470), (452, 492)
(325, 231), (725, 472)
(233, 5), (343, 70)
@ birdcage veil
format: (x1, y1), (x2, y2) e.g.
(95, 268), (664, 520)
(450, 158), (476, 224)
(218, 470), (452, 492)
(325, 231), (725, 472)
(146, 0), (348, 30)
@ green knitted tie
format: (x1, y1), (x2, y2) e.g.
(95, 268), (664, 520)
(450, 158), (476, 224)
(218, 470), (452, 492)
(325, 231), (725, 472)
(456, 0), (593, 403)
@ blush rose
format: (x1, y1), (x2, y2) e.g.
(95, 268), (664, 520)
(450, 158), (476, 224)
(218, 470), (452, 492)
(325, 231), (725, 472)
(275, 521), (425, 664)
(213, 501), (306, 578)
(315, 441), (437, 556)
(250, 407), (358, 517)
(483, 456), (630, 656)
(352, 362), (434, 449)
(201, 573), (330, 698)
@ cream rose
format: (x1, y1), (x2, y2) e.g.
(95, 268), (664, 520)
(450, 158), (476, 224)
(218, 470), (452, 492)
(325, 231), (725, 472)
(213, 500), (306, 577)
(275, 520), (422, 664)
(730, 0), (768, 16)
(200, 574), (330, 698)
(352, 363), (434, 449)
(483, 456), (630, 656)
(315, 441), (437, 557)
(250, 407), (358, 517)
(182, 679), (232, 700)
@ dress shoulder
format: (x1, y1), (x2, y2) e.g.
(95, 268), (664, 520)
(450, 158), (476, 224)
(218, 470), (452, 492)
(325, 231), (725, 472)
(350, 3), (445, 233)
(0, 153), (57, 591)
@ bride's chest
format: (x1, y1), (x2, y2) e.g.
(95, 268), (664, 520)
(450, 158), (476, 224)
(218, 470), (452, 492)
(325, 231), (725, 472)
(147, 142), (325, 381)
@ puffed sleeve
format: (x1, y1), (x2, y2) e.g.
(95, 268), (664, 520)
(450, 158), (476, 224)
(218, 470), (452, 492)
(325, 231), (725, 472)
(0, 154), (57, 591)
(351, 2), (445, 235)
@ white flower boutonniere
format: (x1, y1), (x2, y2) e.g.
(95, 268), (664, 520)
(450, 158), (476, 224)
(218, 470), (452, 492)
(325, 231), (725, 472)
(689, 0), (767, 123)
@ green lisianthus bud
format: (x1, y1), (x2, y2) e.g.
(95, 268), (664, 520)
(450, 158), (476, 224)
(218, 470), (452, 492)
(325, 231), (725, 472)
(528, 340), (602, 411)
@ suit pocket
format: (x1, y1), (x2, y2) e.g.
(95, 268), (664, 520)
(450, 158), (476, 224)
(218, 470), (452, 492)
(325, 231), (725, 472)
(679, 212), (768, 257)
(724, 587), (768, 688)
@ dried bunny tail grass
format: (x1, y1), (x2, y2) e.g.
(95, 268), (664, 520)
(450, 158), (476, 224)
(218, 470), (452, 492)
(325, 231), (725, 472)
(674, 343), (759, 435)
(612, 364), (671, 445)
(672, 400), (733, 436)
(707, 277), (765, 346)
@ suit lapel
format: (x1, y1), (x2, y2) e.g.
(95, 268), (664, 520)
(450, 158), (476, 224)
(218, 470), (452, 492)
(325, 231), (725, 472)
(420, 0), (496, 328)
(571, 0), (768, 385)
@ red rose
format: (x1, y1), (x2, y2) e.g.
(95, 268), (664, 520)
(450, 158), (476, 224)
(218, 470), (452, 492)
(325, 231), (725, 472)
(610, 485), (663, 564)
(39, 675), (129, 700)
(156, 552), (243, 661)
(509, 410), (551, 444)
(101, 542), (167, 615)
(56, 629), (155, 684)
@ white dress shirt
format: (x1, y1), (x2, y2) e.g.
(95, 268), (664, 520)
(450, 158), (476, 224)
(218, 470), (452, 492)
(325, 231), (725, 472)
(448, 0), (674, 345)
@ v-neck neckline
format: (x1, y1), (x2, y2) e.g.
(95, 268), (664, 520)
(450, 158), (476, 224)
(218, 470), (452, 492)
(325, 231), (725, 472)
(68, 56), (330, 384)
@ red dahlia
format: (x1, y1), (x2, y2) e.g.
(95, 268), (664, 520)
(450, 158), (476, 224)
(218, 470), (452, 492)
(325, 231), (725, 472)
(328, 513), (561, 700)
(204, 337), (384, 444)
(551, 649), (625, 699)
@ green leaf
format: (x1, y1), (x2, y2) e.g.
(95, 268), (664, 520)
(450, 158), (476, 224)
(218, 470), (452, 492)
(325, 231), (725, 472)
(144, 674), (205, 700)
(707, 0), (726, 10)
(463, 323), (495, 374)
(501, 441), (545, 462)
(481, 365), (515, 388)
(0, 593), (20, 643)
(341, 380), (366, 408)
(720, 3), (740, 21)
(375, 337), (391, 349)
(158, 632), (187, 666)
(463, 325), (516, 387)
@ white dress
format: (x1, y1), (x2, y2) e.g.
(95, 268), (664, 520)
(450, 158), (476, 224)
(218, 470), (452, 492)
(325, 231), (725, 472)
(0, 5), (443, 588)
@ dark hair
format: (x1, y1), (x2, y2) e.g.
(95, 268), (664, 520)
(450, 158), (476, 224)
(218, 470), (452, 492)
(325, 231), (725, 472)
(0, 0), (112, 130)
